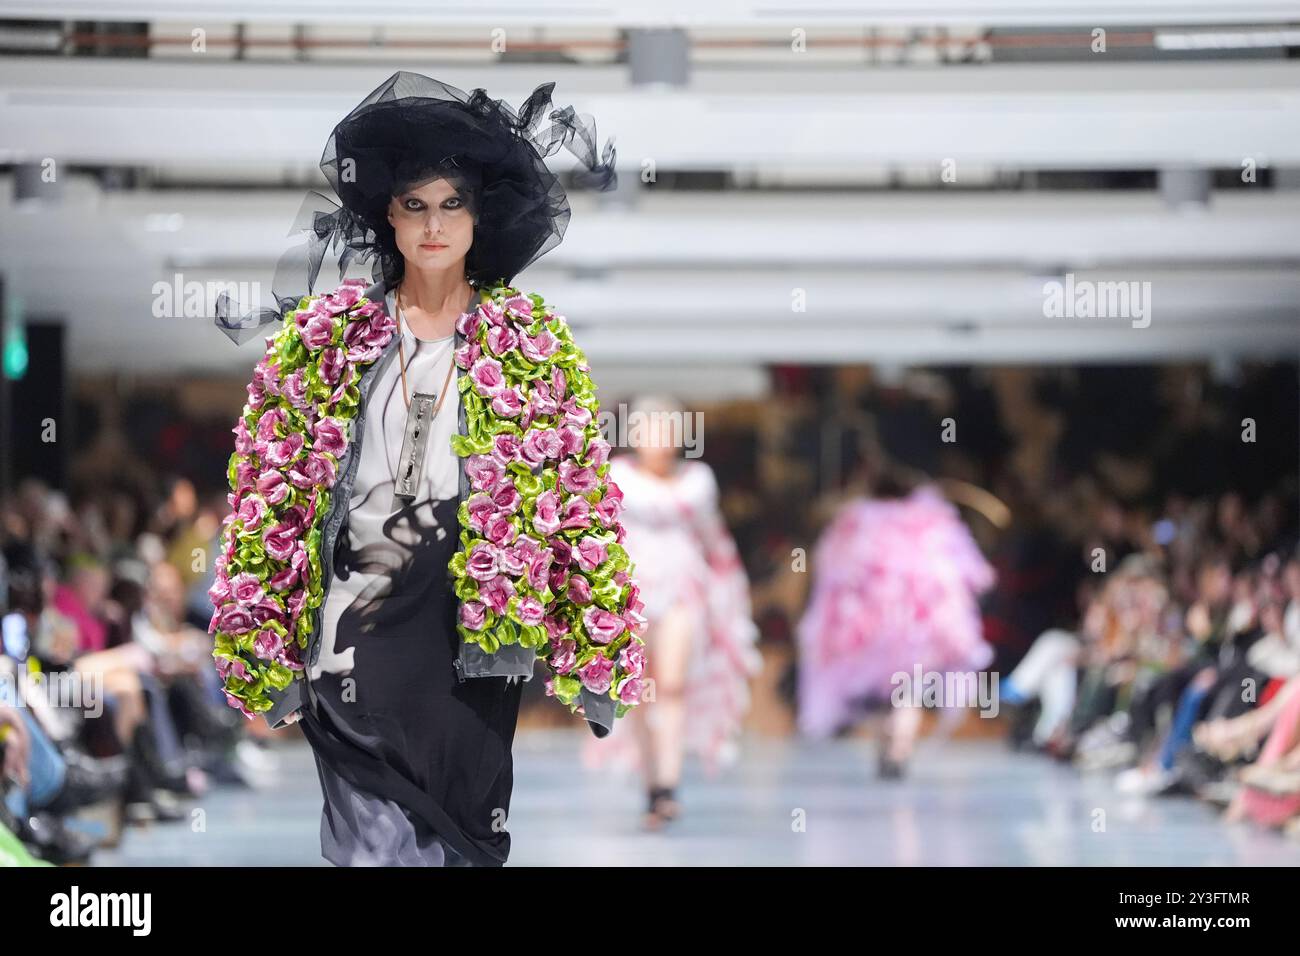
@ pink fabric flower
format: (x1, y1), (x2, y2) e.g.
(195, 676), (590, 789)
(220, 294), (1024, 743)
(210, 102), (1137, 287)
(466, 493), (496, 532)
(491, 432), (522, 465)
(617, 677), (643, 705)
(587, 436), (612, 468)
(531, 490), (562, 535)
(253, 628), (284, 662)
(282, 368), (308, 409)
(465, 454), (505, 492)
(253, 359), (281, 399)
(486, 325), (518, 356)
(263, 432), (304, 468)
(520, 328), (560, 362)
(257, 470), (290, 506)
(583, 607), (625, 645)
(345, 342), (381, 364)
(483, 514), (517, 547)
(515, 595), (545, 627)
(222, 691), (254, 719)
(527, 551), (553, 592)
(368, 305), (396, 337)
(301, 313), (336, 350)
(318, 346), (346, 385)
(619, 641), (646, 677)
(237, 494), (268, 530)
(565, 574), (592, 606)
(562, 399), (594, 429)
(528, 381), (561, 418)
(498, 545), (527, 578)
(230, 571), (265, 606)
(287, 451), (337, 490)
(479, 300), (505, 326)
(218, 603), (255, 634)
(268, 565), (300, 591)
(470, 356), (506, 398)
(491, 385), (526, 418)
(216, 655), (251, 683)
(556, 424), (585, 457)
(577, 653), (615, 693)
(550, 637), (577, 674)
(549, 538), (573, 568)
(459, 601), (487, 631)
(544, 615), (571, 642)
(466, 542), (499, 582)
(233, 416), (254, 454)
(574, 536), (608, 572)
(521, 427), (563, 465)
(312, 417), (347, 457)
(455, 340), (481, 370)
(479, 575), (515, 615)
(558, 496), (592, 531)
(559, 459), (600, 494)
(502, 294), (533, 322)
(262, 522), (298, 562)
(255, 406), (287, 443)
(491, 480), (522, 515)
(457, 309), (483, 338)
(207, 573), (232, 607)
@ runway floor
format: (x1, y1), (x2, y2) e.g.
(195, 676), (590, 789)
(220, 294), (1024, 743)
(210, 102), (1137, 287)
(96, 732), (1300, 866)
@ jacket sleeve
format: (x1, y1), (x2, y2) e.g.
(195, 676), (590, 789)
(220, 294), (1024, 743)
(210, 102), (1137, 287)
(465, 289), (648, 734)
(210, 292), (327, 730)
(262, 679), (304, 730)
(446, 285), (648, 735)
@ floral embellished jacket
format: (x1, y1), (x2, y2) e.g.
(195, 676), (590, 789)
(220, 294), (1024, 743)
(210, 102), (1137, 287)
(208, 277), (648, 736)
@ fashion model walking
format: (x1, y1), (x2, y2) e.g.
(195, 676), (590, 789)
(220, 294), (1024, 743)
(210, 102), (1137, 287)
(209, 73), (649, 865)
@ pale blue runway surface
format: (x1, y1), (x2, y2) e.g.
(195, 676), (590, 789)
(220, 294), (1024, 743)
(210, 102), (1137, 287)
(96, 733), (1300, 866)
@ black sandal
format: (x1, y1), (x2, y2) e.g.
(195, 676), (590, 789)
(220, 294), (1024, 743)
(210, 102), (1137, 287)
(643, 786), (681, 830)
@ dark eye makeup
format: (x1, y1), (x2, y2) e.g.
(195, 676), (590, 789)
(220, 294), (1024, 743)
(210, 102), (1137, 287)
(397, 193), (465, 212)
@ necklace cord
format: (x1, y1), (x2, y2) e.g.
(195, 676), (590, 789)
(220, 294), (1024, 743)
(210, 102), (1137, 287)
(394, 290), (462, 414)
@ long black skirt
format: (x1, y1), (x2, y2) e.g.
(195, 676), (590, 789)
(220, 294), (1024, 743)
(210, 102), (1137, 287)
(298, 496), (525, 867)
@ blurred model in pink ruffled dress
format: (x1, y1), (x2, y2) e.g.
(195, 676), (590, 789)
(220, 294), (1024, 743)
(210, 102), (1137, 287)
(582, 395), (761, 828)
(796, 470), (996, 778)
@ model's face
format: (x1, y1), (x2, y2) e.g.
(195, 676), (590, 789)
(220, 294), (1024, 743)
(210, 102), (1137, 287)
(386, 177), (475, 275)
(631, 411), (681, 470)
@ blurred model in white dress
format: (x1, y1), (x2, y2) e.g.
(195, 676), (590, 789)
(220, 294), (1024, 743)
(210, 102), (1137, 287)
(582, 395), (760, 828)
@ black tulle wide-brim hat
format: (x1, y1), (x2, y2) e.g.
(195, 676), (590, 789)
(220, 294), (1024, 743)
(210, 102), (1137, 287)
(216, 71), (616, 342)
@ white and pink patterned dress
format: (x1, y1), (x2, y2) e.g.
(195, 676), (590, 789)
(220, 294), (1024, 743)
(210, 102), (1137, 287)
(796, 486), (996, 739)
(582, 455), (761, 775)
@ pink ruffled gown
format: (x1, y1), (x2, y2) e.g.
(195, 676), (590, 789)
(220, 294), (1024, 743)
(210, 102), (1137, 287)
(796, 486), (996, 739)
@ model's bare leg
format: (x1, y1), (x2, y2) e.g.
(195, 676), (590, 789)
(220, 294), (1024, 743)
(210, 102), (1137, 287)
(628, 673), (658, 782)
(886, 702), (924, 764)
(638, 601), (694, 827)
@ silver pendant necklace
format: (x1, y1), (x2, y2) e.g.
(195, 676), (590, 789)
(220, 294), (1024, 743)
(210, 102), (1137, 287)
(392, 297), (458, 501)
